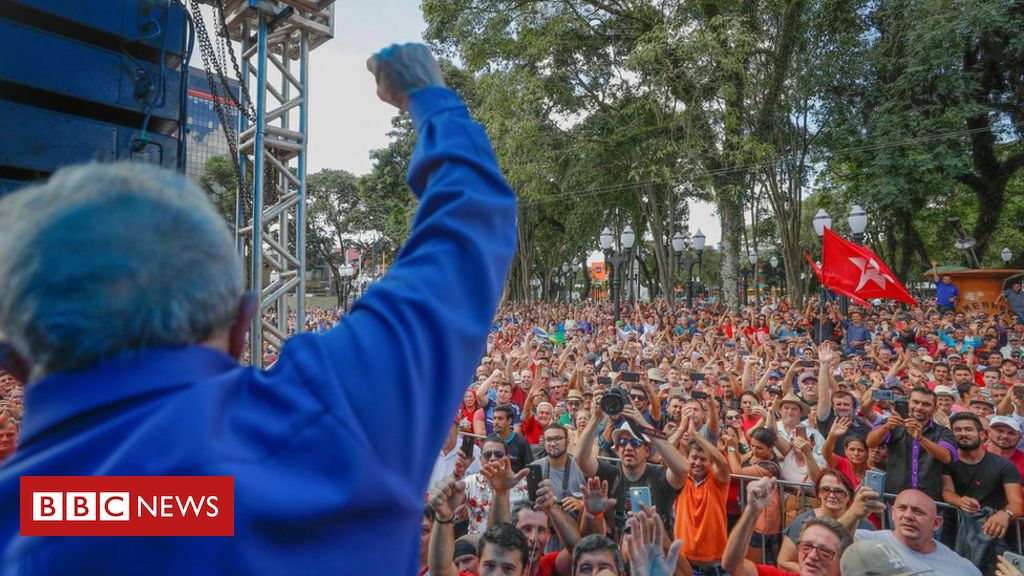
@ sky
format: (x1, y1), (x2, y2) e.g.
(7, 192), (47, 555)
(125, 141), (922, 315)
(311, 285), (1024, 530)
(193, 1), (721, 257)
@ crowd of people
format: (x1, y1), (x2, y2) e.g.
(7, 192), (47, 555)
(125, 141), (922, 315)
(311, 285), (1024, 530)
(413, 294), (1024, 575)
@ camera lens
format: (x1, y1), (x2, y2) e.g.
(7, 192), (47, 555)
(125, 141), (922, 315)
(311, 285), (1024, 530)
(601, 387), (628, 416)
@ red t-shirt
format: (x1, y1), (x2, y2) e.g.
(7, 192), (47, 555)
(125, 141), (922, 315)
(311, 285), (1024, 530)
(536, 551), (560, 576)
(986, 445), (1024, 483)
(521, 415), (543, 445)
(757, 565), (798, 576)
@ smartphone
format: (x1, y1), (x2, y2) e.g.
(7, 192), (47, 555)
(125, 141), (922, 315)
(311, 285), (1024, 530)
(864, 470), (886, 496)
(800, 360), (816, 368)
(629, 486), (652, 513)
(894, 400), (909, 418)
(621, 372), (640, 383)
(872, 390), (895, 402)
(692, 390), (708, 400)
(739, 350), (750, 357)
(1005, 552), (1024, 572)
(526, 465), (543, 502)
(460, 434), (475, 459)
(597, 376), (612, 385)
(795, 425), (807, 440)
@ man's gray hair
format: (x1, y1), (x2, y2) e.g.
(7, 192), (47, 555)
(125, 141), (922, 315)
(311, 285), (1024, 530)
(0, 162), (243, 379)
(799, 516), (853, 555)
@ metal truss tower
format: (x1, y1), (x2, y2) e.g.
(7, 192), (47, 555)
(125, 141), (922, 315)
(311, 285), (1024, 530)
(218, 0), (335, 366)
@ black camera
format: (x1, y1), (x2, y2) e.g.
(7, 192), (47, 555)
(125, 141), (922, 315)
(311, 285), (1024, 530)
(600, 387), (630, 416)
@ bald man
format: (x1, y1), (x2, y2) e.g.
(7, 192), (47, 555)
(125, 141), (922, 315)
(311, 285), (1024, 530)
(843, 488), (980, 575)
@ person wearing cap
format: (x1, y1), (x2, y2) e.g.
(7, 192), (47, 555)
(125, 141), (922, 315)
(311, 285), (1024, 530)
(1000, 358), (1021, 387)
(558, 390), (584, 427)
(840, 487), (981, 576)
(1001, 332), (1024, 360)
(722, 477), (852, 576)
(933, 385), (961, 419)
(986, 415), (1024, 485)
(940, 412), (1022, 561)
(969, 388), (997, 419)
(573, 404), (686, 536)
(453, 535), (479, 575)
(839, 540), (926, 576)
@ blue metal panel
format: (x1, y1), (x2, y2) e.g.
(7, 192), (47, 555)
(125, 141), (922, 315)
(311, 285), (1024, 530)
(0, 18), (181, 126)
(0, 100), (178, 175)
(0, 0), (186, 60)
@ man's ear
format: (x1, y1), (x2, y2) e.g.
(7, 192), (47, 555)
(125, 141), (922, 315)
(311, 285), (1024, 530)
(228, 292), (259, 360)
(0, 342), (30, 384)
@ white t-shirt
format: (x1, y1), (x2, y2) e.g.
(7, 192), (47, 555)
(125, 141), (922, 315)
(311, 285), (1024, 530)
(855, 529), (981, 576)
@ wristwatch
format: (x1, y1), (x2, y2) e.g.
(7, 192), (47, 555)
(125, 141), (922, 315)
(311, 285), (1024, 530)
(728, 447), (737, 453)
(1003, 508), (1015, 519)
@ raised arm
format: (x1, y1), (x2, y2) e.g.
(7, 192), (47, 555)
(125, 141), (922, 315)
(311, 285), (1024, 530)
(816, 345), (835, 422)
(573, 403), (604, 477)
(722, 478), (776, 576)
(427, 475), (466, 576)
(306, 46), (517, 487)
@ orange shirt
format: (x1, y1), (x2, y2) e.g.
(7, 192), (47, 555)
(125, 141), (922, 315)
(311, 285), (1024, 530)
(673, 473), (729, 563)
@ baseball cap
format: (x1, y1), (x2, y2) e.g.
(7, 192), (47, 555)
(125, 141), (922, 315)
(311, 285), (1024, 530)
(769, 371), (783, 379)
(934, 385), (958, 399)
(989, 415), (1021, 433)
(799, 372), (818, 383)
(611, 421), (649, 444)
(840, 540), (928, 576)
(918, 355), (936, 364)
(971, 389), (994, 407)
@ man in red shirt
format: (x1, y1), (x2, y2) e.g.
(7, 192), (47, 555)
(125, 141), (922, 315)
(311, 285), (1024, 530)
(986, 416), (1024, 482)
(722, 478), (850, 576)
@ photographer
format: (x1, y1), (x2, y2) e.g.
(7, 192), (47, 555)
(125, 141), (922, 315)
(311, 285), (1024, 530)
(572, 400), (685, 536)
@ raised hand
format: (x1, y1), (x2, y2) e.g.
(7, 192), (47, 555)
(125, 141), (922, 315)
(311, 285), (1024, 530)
(830, 416), (852, 438)
(535, 479), (558, 511)
(623, 504), (683, 576)
(429, 475), (466, 521)
(481, 457), (530, 493)
(366, 43), (445, 111)
(580, 476), (617, 516)
(746, 477), (777, 514)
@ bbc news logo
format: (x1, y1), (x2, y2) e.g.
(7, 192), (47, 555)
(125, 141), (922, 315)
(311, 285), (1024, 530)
(20, 476), (233, 536)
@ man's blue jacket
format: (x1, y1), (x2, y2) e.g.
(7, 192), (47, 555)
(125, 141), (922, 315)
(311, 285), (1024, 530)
(0, 87), (517, 574)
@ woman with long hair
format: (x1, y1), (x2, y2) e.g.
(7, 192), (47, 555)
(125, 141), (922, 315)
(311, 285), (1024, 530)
(726, 426), (783, 564)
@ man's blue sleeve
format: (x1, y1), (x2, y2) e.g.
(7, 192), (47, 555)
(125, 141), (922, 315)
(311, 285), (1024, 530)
(285, 87), (516, 480)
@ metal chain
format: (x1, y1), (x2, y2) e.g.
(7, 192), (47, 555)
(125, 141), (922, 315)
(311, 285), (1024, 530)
(189, 0), (252, 223)
(214, 0), (258, 123)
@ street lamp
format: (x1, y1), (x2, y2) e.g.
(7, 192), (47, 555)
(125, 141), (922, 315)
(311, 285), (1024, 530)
(848, 205), (868, 244)
(601, 225), (634, 321)
(693, 229), (706, 289)
(769, 256), (779, 298)
(1002, 248), (1012, 265)
(673, 231), (701, 308)
(338, 264), (355, 312)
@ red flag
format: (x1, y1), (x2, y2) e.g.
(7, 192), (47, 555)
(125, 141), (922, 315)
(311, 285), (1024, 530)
(818, 228), (918, 306)
(804, 252), (874, 309)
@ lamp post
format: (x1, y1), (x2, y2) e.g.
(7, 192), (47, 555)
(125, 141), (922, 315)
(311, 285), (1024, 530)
(673, 231), (702, 309)
(338, 264), (355, 312)
(1002, 248), (1012, 265)
(601, 226), (635, 321)
(560, 262), (570, 301)
(812, 209), (832, 341)
(769, 255), (779, 297)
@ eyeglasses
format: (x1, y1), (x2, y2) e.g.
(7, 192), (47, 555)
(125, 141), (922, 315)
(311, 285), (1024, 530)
(543, 436), (566, 444)
(818, 486), (850, 497)
(481, 450), (506, 460)
(725, 414), (742, 420)
(617, 438), (645, 448)
(630, 394), (648, 401)
(796, 541), (838, 561)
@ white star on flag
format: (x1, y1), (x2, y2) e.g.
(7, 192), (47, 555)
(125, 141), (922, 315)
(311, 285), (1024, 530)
(849, 257), (895, 291)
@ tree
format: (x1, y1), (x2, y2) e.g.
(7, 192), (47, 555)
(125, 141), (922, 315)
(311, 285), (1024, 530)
(197, 155), (239, 226)
(306, 169), (365, 308)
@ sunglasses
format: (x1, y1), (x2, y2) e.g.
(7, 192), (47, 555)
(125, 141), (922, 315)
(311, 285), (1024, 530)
(617, 438), (645, 448)
(630, 394), (648, 401)
(818, 486), (850, 497)
(725, 414), (742, 420)
(482, 450), (506, 460)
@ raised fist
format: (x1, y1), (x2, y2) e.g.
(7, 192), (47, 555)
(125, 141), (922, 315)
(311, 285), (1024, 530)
(366, 43), (445, 110)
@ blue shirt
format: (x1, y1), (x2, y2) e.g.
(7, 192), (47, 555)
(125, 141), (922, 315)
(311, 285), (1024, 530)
(936, 280), (959, 307)
(0, 87), (517, 575)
